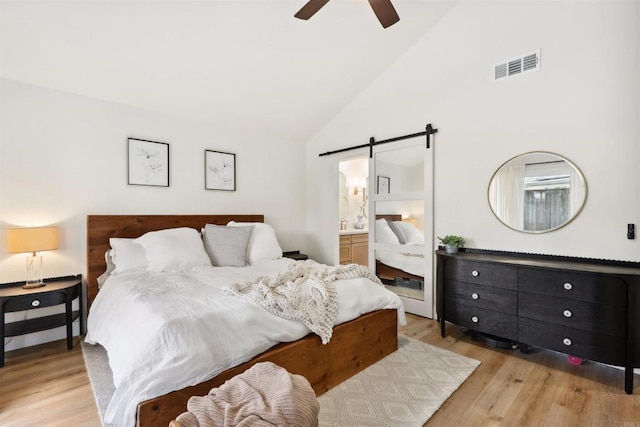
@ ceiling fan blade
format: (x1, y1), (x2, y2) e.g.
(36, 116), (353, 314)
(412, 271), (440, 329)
(368, 0), (400, 28)
(294, 0), (330, 20)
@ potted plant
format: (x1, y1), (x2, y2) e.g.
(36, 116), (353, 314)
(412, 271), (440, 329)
(438, 235), (465, 254)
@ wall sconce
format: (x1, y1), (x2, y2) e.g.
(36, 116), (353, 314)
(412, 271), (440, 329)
(7, 226), (59, 289)
(348, 176), (367, 196)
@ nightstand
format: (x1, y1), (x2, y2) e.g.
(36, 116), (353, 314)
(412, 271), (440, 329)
(1, 275), (83, 367)
(283, 250), (309, 261)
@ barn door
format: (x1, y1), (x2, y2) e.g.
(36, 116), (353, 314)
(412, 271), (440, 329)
(369, 138), (434, 318)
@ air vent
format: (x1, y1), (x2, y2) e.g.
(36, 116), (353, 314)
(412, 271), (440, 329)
(494, 49), (540, 81)
(523, 53), (538, 71)
(508, 59), (522, 76)
(494, 63), (507, 80)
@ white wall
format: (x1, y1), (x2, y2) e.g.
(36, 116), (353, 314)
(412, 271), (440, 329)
(0, 79), (306, 350)
(305, 0), (640, 266)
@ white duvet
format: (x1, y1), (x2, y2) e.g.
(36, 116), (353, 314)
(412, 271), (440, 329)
(85, 258), (405, 427)
(376, 249), (425, 277)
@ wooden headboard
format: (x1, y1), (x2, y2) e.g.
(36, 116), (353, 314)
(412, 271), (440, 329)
(86, 214), (263, 303)
(376, 214), (402, 221)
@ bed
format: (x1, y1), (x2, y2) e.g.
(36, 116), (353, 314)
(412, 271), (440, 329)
(374, 214), (425, 287)
(85, 214), (404, 427)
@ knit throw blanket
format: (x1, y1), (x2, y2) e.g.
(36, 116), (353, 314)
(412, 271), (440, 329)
(224, 260), (382, 344)
(170, 361), (319, 427)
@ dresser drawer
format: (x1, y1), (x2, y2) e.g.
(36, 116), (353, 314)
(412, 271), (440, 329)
(519, 317), (625, 365)
(3, 291), (70, 312)
(445, 301), (518, 340)
(444, 259), (517, 290)
(445, 280), (517, 315)
(518, 268), (626, 305)
(518, 292), (626, 336)
(350, 233), (368, 244)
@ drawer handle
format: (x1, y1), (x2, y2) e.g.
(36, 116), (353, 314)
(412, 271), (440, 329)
(471, 316), (479, 323)
(563, 282), (573, 290)
(563, 310), (572, 318)
(31, 299), (41, 307)
(471, 293), (479, 300)
(563, 338), (572, 346)
(471, 270), (479, 277)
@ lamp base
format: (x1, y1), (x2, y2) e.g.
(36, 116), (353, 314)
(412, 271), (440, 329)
(23, 282), (46, 289)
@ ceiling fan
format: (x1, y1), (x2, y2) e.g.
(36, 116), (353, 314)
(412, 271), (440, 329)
(295, 0), (400, 29)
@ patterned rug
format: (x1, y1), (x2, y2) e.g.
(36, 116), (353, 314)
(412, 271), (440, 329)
(82, 335), (480, 427)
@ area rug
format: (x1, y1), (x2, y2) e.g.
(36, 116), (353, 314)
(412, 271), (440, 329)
(81, 340), (115, 426)
(82, 336), (480, 427)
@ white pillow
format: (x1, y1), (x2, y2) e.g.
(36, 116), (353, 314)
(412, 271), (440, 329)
(109, 238), (148, 274)
(227, 221), (282, 265)
(375, 219), (400, 244)
(135, 227), (211, 272)
(202, 223), (253, 267)
(97, 249), (117, 288)
(396, 221), (424, 244)
(387, 220), (408, 244)
(105, 249), (116, 275)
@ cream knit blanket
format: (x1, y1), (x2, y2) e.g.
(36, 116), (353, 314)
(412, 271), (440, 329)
(224, 260), (382, 344)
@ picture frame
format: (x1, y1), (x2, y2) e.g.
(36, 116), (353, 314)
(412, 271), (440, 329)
(205, 150), (236, 191)
(377, 175), (390, 194)
(127, 138), (169, 187)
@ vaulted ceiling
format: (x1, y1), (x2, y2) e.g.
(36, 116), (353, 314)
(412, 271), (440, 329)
(1, 1), (458, 141)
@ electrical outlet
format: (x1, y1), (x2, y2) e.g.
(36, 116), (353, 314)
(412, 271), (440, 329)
(628, 224), (635, 240)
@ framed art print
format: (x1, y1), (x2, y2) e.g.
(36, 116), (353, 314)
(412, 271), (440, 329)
(377, 175), (390, 194)
(205, 150), (236, 191)
(127, 138), (169, 187)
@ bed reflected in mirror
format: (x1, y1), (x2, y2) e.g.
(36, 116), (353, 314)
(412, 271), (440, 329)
(374, 211), (425, 301)
(488, 152), (587, 233)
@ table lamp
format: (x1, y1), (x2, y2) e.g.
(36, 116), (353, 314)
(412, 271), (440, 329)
(7, 226), (59, 289)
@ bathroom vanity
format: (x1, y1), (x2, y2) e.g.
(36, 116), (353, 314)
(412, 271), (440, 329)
(339, 231), (368, 266)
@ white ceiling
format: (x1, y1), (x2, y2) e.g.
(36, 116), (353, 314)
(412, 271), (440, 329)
(1, 0), (458, 141)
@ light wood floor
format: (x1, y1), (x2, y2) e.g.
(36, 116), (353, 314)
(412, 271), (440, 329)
(1, 314), (639, 426)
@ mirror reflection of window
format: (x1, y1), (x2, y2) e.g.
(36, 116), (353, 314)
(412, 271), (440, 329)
(523, 161), (570, 231)
(488, 152), (587, 233)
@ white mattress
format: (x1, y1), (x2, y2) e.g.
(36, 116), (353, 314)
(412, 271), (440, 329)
(376, 249), (425, 276)
(85, 258), (405, 427)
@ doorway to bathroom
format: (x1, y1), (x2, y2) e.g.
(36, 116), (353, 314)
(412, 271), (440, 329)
(338, 157), (369, 267)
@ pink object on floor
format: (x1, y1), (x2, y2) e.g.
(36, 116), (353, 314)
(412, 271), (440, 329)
(567, 355), (583, 365)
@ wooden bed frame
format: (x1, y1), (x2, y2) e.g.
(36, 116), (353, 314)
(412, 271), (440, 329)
(86, 214), (398, 427)
(374, 214), (425, 284)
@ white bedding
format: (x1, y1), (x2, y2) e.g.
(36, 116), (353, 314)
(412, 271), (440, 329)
(376, 249), (425, 277)
(85, 258), (405, 427)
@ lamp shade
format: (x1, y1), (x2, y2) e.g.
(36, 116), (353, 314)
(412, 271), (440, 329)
(402, 217), (418, 227)
(7, 226), (59, 253)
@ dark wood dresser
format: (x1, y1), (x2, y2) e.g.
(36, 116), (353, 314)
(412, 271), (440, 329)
(436, 249), (640, 394)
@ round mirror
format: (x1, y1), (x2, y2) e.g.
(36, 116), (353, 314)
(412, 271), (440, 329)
(488, 152), (587, 233)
